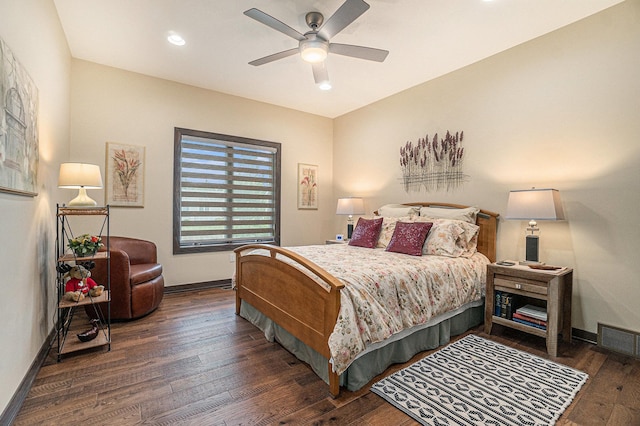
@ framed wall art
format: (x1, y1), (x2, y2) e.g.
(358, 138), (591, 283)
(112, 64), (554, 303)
(399, 131), (469, 193)
(0, 37), (39, 197)
(297, 163), (318, 210)
(105, 142), (145, 207)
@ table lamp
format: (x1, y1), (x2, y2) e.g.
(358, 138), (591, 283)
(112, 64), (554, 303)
(58, 163), (103, 206)
(336, 197), (365, 239)
(505, 188), (565, 264)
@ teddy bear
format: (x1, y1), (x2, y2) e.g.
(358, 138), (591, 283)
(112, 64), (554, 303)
(63, 264), (104, 302)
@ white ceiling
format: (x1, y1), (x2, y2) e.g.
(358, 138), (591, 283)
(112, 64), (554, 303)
(53, 0), (622, 118)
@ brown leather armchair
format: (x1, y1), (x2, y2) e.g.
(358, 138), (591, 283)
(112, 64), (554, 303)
(86, 236), (164, 320)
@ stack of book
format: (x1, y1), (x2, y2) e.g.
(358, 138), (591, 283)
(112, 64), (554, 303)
(513, 304), (547, 330)
(494, 291), (515, 320)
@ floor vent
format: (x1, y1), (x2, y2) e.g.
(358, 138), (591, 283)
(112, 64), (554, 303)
(598, 323), (640, 358)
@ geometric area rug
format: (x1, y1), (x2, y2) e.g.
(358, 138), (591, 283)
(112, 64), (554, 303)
(371, 334), (588, 426)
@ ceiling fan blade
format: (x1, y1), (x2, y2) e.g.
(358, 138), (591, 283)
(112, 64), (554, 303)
(249, 48), (299, 66)
(244, 8), (306, 41)
(319, 0), (370, 41)
(312, 62), (329, 84)
(329, 43), (388, 62)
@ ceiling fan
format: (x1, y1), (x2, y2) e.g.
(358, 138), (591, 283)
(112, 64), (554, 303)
(244, 0), (389, 89)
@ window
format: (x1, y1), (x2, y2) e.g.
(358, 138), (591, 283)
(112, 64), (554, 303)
(173, 128), (281, 254)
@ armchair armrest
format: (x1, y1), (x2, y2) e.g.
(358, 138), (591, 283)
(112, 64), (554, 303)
(91, 248), (130, 289)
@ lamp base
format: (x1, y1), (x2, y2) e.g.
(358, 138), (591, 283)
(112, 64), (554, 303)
(68, 187), (98, 207)
(525, 234), (539, 263)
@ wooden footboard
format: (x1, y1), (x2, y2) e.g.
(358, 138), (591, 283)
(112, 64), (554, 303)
(234, 244), (344, 397)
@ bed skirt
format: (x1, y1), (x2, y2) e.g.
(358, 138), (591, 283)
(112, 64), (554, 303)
(239, 298), (484, 392)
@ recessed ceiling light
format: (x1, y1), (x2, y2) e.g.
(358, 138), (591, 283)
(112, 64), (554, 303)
(167, 33), (186, 46)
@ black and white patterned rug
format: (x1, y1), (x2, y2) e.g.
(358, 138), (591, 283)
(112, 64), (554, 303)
(371, 334), (588, 426)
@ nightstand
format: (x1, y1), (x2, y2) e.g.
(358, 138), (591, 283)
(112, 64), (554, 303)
(325, 239), (347, 244)
(485, 263), (573, 357)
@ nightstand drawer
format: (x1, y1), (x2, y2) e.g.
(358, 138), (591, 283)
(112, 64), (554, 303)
(494, 276), (548, 296)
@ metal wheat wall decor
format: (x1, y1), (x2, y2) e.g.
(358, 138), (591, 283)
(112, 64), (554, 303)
(399, 131), (469, 193)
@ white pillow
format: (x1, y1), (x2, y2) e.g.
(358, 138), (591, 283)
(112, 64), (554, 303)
(415, 217), (480, 257)
(376, 216), (407, 248)
(419, 206), (479, 224)
(377, 204), (420, 218)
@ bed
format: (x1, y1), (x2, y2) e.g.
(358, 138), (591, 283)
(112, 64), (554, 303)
(234, 202), (498, 397)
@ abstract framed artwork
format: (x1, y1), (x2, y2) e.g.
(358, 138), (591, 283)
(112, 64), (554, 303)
(105, 142), (145, 207)
(297, 163), (318, 210)
(0, 37), (39, 197)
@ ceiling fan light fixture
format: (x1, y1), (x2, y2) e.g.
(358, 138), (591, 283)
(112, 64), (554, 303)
(245, 1), (388, 87)
(318, 81), (332, 90)
(300, 38), (328, 63)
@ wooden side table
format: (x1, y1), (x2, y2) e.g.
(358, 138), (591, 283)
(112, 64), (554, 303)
(485, 263), (573, 357)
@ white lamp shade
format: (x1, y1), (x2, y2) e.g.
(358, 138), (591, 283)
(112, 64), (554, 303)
(336, 197), (365, 215)
(58, 163), (103, 189)
(505, 188), (565, 220)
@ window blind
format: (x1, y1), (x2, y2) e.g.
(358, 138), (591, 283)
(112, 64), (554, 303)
(174, 128), (281, 253)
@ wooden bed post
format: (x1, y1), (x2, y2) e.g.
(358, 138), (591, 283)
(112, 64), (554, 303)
(329, 364), (340, 398)
(234, 249), (242, 315)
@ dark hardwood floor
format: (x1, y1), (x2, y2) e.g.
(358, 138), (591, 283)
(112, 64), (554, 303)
(13, 288), (640, 425)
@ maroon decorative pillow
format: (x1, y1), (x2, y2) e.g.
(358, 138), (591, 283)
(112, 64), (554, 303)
(385, 221), (434, 256)
(348, 217), (384, 248)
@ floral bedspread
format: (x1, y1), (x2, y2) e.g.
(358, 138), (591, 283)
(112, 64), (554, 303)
(282, 244), (490, 375)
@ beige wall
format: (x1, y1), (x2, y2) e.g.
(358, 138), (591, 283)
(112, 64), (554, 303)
(334, 0), (640, 334)
(0, 0), (71, 414)
(69, 60), (334, 286)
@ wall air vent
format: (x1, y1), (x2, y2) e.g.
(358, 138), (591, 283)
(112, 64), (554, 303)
(598, 323), (639, 358)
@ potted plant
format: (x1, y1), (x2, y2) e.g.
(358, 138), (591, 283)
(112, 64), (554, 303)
(68, 234), (103, 257)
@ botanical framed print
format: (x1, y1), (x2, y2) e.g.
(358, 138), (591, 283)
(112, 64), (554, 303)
(105, 142), (145, 207)
(297, 163), (318, 210)
(0, 37), (39, 197)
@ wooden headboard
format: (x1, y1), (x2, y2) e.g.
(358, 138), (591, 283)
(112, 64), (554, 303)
(375, 202), (499, 262)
